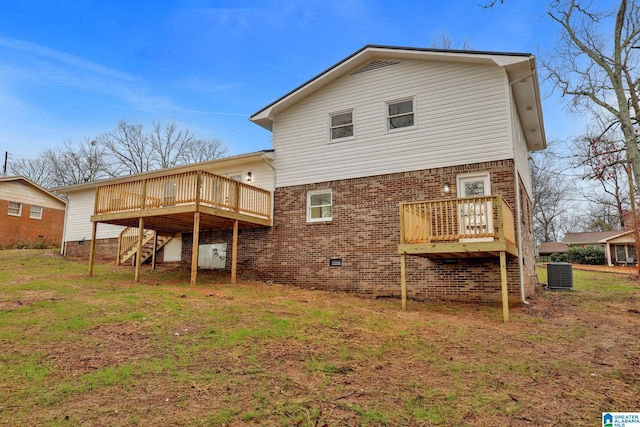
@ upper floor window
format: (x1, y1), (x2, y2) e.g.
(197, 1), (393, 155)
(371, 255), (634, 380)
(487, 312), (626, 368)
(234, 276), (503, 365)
(8, 201), (22, 216)
(30, 205), (43, 220)
(329, 110), (354, 141)
(307, 189), (332, 222)
(387, 98), (415, 131)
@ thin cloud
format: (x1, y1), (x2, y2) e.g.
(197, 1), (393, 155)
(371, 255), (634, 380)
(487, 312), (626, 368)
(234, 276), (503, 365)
(0, 36), (135, 81)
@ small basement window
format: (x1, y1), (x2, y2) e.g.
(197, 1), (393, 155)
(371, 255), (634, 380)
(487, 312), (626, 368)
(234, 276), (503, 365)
(307, 189), (332, 222)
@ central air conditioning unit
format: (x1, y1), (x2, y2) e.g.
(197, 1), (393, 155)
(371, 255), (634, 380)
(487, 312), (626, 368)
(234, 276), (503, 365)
(547, 262), (573, 291)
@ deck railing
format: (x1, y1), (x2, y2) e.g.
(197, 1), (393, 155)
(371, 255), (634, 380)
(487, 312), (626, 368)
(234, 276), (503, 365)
(95, 170), (271, 221)
(399, 195), (515, 246)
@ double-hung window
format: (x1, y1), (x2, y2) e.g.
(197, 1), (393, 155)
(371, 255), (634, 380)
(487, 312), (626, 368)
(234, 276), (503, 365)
(329, 110), (354, 141)
(387, 98), (415, 131)
(8, 201), (22, 216)
(307, 190), (332, 222)
(30, 205), (43, 220)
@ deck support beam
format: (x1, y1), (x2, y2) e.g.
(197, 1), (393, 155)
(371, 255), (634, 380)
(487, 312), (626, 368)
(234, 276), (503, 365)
(400, 253), (407, 309)
(500, 251), (509, 322)
(88, 222), (97, 276)
(134, 218), (145, 281)
(190, 211), (200, 287)
(151, 230), (158, 270)
(231, 219), (239, 284)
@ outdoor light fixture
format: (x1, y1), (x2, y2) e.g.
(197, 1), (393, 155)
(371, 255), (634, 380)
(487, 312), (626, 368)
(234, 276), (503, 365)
(246, 172), (252, 182)
(443, 182), (451, 195)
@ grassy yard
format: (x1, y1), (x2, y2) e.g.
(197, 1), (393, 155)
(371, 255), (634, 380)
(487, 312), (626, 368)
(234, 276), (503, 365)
(0, 250), (639, 426)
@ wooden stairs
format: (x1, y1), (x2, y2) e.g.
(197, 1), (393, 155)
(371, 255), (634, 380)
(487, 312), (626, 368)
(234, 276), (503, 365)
(117, 227), (173, 266)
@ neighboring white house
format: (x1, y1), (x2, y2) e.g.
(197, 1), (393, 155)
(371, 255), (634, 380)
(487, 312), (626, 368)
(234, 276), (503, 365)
(57, 45), (547, 308)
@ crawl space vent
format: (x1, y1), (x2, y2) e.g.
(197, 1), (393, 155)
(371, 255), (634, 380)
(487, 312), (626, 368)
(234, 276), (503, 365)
(546, 262), (573, 291)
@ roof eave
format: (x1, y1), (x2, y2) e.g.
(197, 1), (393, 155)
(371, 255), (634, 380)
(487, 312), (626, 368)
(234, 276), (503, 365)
(250, 45), (545, 138)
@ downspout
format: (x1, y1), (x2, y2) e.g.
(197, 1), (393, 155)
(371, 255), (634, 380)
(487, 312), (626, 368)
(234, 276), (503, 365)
(60, 196), (70, 256)
(261, 153), (276, 225)
(509, 71), (533, 306)
(514, 170), (529, 305)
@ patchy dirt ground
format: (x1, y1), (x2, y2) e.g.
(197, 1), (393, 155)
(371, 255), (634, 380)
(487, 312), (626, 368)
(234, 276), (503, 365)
(1, 252), (639, 426)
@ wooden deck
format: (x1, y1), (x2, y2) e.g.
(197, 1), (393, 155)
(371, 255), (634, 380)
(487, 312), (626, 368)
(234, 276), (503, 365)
(397, 195), (517, 321)
(88, 170), (272, 286)
(398, 195), (517, 257)
(91, 170), (272, 231)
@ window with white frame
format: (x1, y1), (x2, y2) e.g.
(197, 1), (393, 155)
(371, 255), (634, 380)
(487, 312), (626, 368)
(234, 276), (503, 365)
(30, 205), (43, 220)
(307, 190), (332, 222)
(8, 201), (22, 216)
(329, 110), (354, 141)
(387, 98), (415, 130)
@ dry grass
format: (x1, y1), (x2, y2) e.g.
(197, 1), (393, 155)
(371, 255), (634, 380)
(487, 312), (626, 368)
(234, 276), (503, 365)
(0, 250), (639, 426)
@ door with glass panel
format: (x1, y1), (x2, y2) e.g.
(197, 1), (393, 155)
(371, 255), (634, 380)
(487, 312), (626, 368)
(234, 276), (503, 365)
(457, 173), (493, 241)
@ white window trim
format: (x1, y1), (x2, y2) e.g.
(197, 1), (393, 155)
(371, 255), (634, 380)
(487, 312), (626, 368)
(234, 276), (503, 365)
(8, 201), (22, 217)
(30, 205), (43, 220)
(386, 96), (416, 133)
(328, 109), (355, 143)
(307, 189), (333, 223)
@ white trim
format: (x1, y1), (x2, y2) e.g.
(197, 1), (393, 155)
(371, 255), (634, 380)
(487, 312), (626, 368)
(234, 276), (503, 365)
(307, 189), (332, 223)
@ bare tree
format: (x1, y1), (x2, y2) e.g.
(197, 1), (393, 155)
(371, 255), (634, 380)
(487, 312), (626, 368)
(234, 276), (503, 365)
(151, 120), (195, 169)
(98, 119), (229, 173)
(9, 138), (112, 188)
(98, 119), (153, 175)
(44, 138), (113, 187)
(531, 145), (574, 242)
(571, 126), (630, 229)
(180, 138), (229, 164)
(430, 31), (473, 50)
(9, 156), (55, 188)
(543, 0), (640, 190)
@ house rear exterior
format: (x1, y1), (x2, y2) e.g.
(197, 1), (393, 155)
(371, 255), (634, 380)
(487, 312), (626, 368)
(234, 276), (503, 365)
(58, 45), (546, 306)
(0, 176), (66, 248)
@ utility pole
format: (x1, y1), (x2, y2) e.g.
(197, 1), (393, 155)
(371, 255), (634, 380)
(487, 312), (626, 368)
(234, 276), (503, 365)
(2, 151), (7, 176)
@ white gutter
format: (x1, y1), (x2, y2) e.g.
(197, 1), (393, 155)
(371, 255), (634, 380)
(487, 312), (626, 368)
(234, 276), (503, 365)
(514, 170), (529, 305)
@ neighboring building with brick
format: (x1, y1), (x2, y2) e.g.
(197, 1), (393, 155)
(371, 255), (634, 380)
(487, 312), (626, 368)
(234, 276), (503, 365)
(57, 45), (546, 307)
(0, 176), (66, 249)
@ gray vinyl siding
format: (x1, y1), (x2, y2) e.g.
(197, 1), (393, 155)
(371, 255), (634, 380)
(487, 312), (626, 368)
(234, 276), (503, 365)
(272, 59), (514, 188)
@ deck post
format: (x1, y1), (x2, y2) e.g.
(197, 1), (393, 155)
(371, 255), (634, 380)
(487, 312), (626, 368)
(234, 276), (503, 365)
(88, 221), (97, 276)
(190, 211), (200, 287)
(500, 250), (509, 322)
(151, 230), (158, 270)
(134, 218), (145, 282)
(231, 219), (239, 284)
(400, 252), (407, 309)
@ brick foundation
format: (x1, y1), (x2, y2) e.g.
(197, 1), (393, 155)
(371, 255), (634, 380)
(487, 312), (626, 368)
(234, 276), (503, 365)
(185, 160), (536, 305)
(64, 238), (119, 262)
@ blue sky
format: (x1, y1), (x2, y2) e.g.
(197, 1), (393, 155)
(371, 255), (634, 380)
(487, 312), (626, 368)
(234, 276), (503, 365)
(0, 0), (587, 162)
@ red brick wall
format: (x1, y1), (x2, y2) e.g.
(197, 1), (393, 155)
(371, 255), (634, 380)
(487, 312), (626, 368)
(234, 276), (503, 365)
(0, 200), (65, 249)
(185, 160), (536, 305)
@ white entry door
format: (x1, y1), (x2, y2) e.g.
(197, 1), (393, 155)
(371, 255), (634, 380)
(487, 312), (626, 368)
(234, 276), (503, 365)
(457, 173), (493, 241)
